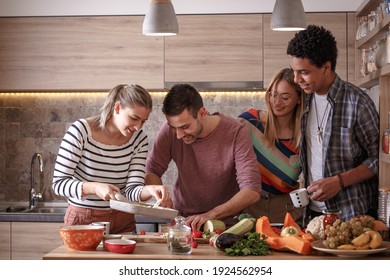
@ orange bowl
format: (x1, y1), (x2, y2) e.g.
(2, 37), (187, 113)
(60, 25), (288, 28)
(104, 239), (136, 254)
(59, 225), (105, 251)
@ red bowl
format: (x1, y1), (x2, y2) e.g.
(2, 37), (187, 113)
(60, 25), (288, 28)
(59, 225), (105, 251)
(104, 239), (137, 254)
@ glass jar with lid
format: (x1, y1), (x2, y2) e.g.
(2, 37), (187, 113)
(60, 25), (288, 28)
(167, 216), (192, 255)
(322, 209), (341, 238)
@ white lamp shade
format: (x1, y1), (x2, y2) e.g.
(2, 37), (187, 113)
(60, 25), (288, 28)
(143, 1), (179, 36)
(271, 0), (307, 31)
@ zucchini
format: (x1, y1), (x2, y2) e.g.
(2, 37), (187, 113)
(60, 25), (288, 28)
(203, 219), (226, 232)
(224, 218), (255, 235)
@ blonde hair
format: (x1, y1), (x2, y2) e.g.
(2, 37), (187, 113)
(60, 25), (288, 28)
(264, 68), (305, 149)
(91, 84), (152, 129)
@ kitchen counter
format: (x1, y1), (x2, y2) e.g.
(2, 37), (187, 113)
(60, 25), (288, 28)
(0, 202), (169, 225)
(43, 242), (390, 260)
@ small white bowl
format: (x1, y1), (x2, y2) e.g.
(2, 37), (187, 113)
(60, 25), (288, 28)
(102, 234), (123, 248)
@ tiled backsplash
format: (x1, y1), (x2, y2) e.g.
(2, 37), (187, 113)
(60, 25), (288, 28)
(0, 91), (265, 203)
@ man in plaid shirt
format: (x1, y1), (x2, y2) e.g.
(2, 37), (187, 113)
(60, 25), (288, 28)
(287, 25), (379, 222)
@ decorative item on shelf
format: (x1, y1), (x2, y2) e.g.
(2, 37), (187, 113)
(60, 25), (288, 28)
(383, 128), (389, 154)
(142, 0), (178, 36)
(378, 189), (390, 227)
(376, 3), (385, 24)
(270, 0), (307, 31)
(384, 112), (390, 154)
(375, 38), (387, 69)
(368, 10), (377, 32)
(367, 46), (378, 73)
(386, 27), (390, 64)
(356, 16), (368, 40)
(361, 48), (369, 76)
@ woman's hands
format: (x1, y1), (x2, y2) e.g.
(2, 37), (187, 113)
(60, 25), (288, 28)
(82, 181), (173, 207)
(141, 185), (173, 208)
(82, 181), (120, 200)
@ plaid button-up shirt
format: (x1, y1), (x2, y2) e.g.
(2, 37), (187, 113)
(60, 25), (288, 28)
(300, 75), (379, 220)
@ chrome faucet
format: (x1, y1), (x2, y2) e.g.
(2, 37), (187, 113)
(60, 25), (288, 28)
(29, 153), (45, 209)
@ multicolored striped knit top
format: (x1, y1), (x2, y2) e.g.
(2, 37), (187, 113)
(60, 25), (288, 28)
(238, 109), (301, 195)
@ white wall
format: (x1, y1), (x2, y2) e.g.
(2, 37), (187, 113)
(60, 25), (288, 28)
(0, 0), (364, 17)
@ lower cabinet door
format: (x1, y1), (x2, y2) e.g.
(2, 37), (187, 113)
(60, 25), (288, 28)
(12, 222), (64, 260)
(0, 222), (11, 260)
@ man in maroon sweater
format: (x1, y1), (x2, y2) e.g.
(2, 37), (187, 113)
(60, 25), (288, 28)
(146, 84), (262, 230)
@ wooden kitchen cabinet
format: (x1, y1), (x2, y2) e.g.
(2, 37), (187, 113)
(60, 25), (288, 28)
(11, 222), (64, 260)
(262, 13), (355, 87)
(0, 16), (164, 91)
(164, 14), (263, 84)
(0, 222), (11, 260)
(355, 0), (390, 191)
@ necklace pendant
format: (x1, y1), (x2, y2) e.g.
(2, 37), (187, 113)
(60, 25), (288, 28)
(317, 129), (323, 143)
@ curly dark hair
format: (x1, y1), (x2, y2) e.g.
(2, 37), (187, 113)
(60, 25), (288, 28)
(287, 25), (338, 71)
(162, 83), (203, 117)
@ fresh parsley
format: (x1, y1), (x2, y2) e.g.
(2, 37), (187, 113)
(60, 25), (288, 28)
(224, 232), (273, 256)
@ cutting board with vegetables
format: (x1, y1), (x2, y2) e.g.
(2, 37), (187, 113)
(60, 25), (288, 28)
(122, 233), (210, 244)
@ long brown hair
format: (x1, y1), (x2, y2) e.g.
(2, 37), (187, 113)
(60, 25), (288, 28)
(91, 84), (152, 130)
(264, 68), (305, 149)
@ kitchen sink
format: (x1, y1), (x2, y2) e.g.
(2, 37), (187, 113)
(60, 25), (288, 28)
(0, 206), (67, 214)
(0, 206), (30, 213)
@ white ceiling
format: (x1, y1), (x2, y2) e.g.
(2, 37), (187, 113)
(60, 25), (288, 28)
(0, 0), (365, 17)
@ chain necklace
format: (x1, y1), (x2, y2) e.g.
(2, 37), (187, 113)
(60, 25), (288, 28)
(313, 94), (329, 143)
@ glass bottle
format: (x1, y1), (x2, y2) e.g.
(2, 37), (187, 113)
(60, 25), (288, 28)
(384, 112), (390, 154)
(386, 27), (390, 64)
(167, 216), (192, 255)
(361, 48), (369, 76)
(375, 38), (387, 69)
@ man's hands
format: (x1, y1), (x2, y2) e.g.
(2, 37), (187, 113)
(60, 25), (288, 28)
(307, 175), (341, 201)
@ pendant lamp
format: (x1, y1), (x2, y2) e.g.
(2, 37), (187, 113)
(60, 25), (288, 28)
(143, 0), (179, 36)
(271, 0), (307, 31)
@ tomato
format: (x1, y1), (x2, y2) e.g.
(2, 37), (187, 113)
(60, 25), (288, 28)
(140, 230), (146, 235)
(191, 230), (202, 238)
(215, 229), (224, 234)
(192, 240), (198, 248)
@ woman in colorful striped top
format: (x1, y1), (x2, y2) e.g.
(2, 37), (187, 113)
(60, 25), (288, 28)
(52, 84), (170, 233)
(239, 68), (305, 224)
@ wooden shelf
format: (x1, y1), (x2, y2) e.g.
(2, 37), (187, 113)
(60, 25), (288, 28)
(356, 0), (384, 17)
(380, 152), (390, 164)
(356, 15), (390, 50)
(356, 0), (390, 191)
(356, 64), (390, 88)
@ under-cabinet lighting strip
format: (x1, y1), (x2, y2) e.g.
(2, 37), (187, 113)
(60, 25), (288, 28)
(0, 91), (265, 97)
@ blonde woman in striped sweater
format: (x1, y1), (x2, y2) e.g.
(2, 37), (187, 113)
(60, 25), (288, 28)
(52, 84), (169, 233)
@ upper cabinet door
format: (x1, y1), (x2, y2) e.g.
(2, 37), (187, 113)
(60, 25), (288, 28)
(0, 16), (164, 91)
(164, 14), (263, 84)
(263, 13), (352, 87)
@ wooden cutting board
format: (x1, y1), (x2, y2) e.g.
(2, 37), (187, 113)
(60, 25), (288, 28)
(122, 232), (209, 244)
